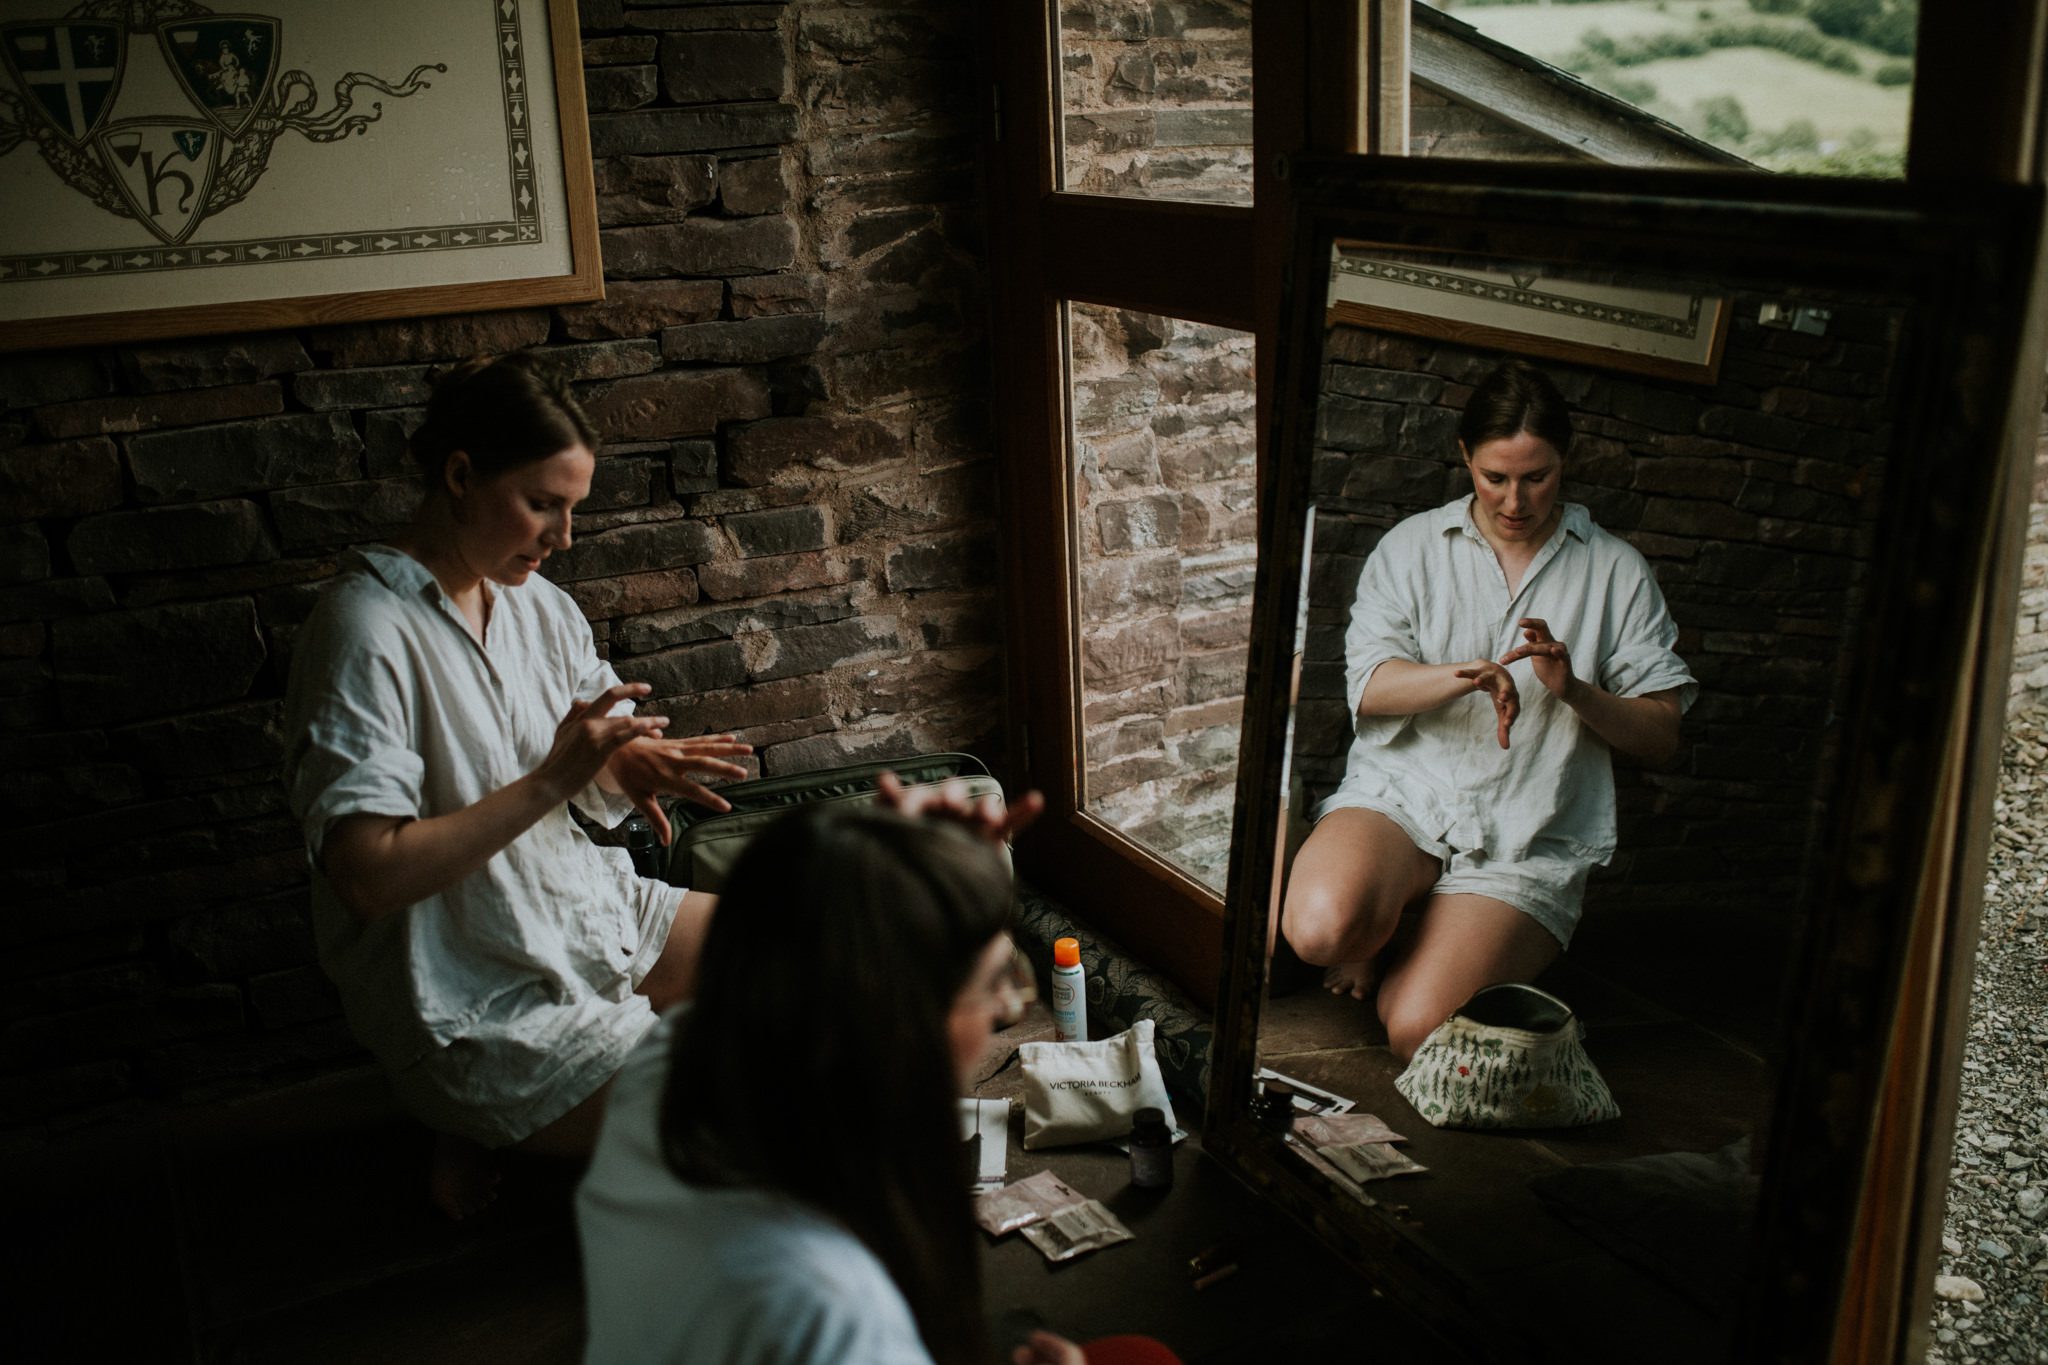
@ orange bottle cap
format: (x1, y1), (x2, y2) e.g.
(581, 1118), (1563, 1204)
(1053, 937), (1081, 968)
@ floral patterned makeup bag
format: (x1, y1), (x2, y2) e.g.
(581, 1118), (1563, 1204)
(1394, 982), (1620, 1130)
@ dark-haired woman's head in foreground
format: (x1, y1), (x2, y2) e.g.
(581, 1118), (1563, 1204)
(661, 806), (1016, 1365)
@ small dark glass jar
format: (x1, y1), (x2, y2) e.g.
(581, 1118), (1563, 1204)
(1129, 1106), (1174, 1189)
(623, 815), (662, 879)
(1251, 1081), (1297, 1136)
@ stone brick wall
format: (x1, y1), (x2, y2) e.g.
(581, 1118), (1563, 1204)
(1072, 306), (1255, 891)
(1297, 297), (1898, 932)
(0, 1), (998, 1135)
(1057, 0), (1253, 203)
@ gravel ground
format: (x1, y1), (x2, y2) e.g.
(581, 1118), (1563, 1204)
(1927, 706), (2048, 1365)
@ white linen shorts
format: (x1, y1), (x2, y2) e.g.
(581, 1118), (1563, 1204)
(1313, 795), (1592, 950)
(387, 887), (683, 1148)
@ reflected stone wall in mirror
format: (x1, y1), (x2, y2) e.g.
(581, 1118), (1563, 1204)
(1254, 250), (1901, 1362)
(1069, 303), (1256, 890)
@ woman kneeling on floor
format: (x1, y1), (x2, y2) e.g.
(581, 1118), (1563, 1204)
(283, 354), (753, 1216)
(1281, 358), (1697, 1060)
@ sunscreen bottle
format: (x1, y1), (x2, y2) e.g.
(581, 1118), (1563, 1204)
(1050, 937), (1086, 1042)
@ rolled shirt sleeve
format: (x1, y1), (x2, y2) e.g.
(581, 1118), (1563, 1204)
(1596, 561), (1699, 713)
(283, 599), (425, 865)
(1343, 523), (1425, 748)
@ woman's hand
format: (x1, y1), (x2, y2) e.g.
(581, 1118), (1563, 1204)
(318, 684), (692, 924)
(1452, 659), (1519, 749)
(1012, 1330), (1087, 1365)
(876, 770), (1046, 845)
(1501, 621), (1686, 765)
(534, 682), (669, 803)
(605, 734), (754, 842)
(1498, 617), (1579, 703)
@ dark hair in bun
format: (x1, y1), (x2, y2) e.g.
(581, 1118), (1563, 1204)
(410, 352), (597, 489)
(1458, 358), (1573, 460)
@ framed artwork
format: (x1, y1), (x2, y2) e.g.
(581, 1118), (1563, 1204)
(1329, 241), (1731, 385)
(0, 0), (598, 351)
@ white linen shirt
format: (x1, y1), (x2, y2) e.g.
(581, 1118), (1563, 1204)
(578, 1010), (936, 1365)
(283, 543), (665, 1071)
(1320, 496), (1697, 867)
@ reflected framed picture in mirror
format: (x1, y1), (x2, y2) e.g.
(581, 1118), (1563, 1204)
(1328, 245), (1733, 383)
(1209, 155), (2044, 1365)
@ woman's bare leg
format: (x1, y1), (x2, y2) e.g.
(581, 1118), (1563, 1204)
(1280, 809), (1441, 999)
(432, 1061), (620, 1217)
(1374, 892), (1561, 1062)
(634, 889), (717, 1011)
(515, 1079), (614, 1158)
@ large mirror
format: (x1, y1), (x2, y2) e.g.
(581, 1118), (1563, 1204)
(1208, 158), (2044, 1365)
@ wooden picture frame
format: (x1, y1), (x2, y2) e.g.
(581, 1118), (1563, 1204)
(1328, 241), (1732, 384)
(0, 0), (599, 351)
(1209, 153), (2046, 1364)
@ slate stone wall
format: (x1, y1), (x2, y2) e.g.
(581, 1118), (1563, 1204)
(1057, 0), (1253, 203)
(1298, 299), (1899, 930)
(1071, 306), (1255, 891)
(0, 1), (998, 1135)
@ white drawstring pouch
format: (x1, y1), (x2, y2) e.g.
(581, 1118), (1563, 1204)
(1019, 1018), (1178, 1150)
(1394, 983), (1620, 1130)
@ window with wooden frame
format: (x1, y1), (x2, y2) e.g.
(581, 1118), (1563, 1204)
(981, 5), (1346, 1006)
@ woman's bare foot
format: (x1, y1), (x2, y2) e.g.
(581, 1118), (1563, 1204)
(1323, 960), (1378, 1000)
(430, 1132), (501, 1220)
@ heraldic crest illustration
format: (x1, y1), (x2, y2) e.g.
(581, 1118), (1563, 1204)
(0, 0), (441, 247)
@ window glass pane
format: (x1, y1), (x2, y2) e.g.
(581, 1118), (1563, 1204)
(1057, 1), (1254, 204)
(1068, 303), (1256, 891)
(1415, 0), (1912, 177)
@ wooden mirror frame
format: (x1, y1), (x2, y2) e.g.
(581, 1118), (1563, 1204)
(1204, 153), (2047, 1364)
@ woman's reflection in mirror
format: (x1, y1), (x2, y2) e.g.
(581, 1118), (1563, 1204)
(1277, 359), (1698, 1061)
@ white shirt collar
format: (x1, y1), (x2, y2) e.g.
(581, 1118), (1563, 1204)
(1433, 493), (1592, 546)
